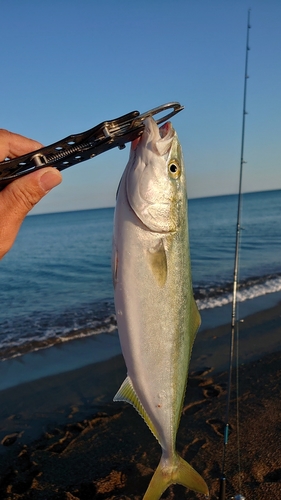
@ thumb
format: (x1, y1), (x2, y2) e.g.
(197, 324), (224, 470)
(0, 167), (62, 259)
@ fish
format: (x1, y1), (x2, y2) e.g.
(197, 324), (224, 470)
(112, 116), (208, 499)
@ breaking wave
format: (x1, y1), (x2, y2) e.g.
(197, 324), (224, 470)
(195, 274), (281, 310)
(1, 273), (280, 362)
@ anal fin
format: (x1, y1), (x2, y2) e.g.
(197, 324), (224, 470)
(114, 376), (159, 443)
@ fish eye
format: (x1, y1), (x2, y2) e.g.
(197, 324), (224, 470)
(168, 160), (181, 179)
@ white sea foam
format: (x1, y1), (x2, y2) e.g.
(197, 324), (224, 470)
(197, 276), (281, 310)
(0, 314), (117, 361)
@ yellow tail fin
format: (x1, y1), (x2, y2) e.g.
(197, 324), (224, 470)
(143, 453), (208, 500)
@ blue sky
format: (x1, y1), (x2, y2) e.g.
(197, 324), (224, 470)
(2, 0), (280, 214)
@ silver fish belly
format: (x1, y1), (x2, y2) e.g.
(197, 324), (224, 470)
(112, 117), (208, 499)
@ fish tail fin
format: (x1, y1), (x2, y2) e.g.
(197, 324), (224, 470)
(143, 453), (209, 500)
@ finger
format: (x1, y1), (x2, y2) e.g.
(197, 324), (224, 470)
(0, 129), (42, 161)
(0, 167), (62, 259)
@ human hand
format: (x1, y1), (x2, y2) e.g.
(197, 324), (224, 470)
(0, 129), (62, 259)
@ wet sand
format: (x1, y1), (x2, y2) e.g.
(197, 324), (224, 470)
(0, 300), (281, 499)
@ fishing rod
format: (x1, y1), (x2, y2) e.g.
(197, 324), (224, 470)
(219, 10), (251, 500)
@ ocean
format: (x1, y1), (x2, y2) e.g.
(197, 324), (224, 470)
(0, 189), (280, 362)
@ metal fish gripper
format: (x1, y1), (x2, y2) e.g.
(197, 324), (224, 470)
(0, 102), (184, 190)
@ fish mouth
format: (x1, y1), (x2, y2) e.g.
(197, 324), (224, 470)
(159, 121), (172, 138)
(131, 119), (173, 152)
(131, 135), (141, 151)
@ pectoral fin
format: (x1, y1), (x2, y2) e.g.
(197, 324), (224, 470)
(147, 239), (167, 287)
(114, 376), (160, 443)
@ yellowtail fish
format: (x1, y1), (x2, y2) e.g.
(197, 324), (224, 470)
(112, 117), (208, 499)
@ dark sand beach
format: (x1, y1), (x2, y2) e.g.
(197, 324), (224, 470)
(0, 300), (281, 499)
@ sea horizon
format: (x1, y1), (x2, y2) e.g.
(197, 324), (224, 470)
(28, 187), (281, 217)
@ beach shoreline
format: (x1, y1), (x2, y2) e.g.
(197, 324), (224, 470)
(0, 299), (280, 499)
(1, 290), (281, 394)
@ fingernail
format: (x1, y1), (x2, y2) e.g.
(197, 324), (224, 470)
(39, 169), (62, 193)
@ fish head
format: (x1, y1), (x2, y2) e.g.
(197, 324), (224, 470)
(125, 117), (187, 233)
